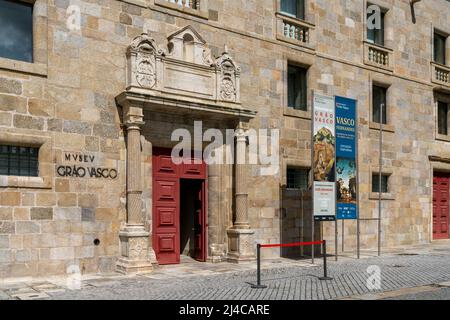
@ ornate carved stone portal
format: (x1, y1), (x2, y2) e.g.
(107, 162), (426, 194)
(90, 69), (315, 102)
(116, 26), (256, 272)
(124, 26), (243, 107)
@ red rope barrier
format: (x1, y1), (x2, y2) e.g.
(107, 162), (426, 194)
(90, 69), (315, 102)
(260, 240), (324, 249)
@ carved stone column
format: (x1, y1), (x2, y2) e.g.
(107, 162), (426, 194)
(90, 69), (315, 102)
(116, 104), (153, 274)
(207, 152), (227, 262)
(227, 123), (255, 263)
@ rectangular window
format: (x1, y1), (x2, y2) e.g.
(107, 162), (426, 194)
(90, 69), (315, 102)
(280, 0), (305, 20)
(0, 145), (39, 177)
(287, 64), (307, 111)
(0, 0), (33, 63)
(287, 167), (309, 190)
(434, 32), (447, 65)
(372, 85), (387, 124)
(372, 173), (389, 193)
(367, 6), (385, 46)
(438, 101), (449, 135)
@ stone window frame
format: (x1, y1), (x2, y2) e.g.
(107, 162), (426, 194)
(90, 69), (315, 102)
(433, 29), (448, 66)
(286, 166), (310, 191)
(368, 74), (395, 132)
(432, 25), (450, 66)
(369, 166), (394, 200)
(0, 132), (52, 189)
(362, 0), (394, 71)
(363, 0), (393, 49)
(274, 0), (316, 50)
(0, 0), (48, 77)
(275, 0), (313, 24)
(282, 54), (313, 120)
(153, 0), (209, 19)
(435, 91), (450, 142)
(281, 159), (311, 190)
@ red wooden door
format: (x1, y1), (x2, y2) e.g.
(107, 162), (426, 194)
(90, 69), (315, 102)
(152, 148), (207, 264)
(433, 173), (450, 240)
(153, 152), (180, 264)
(193, 180), (206, 261)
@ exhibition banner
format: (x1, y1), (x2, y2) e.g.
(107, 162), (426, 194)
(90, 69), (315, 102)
(312, 93), (336, 221)
(335, 96), (358, 219)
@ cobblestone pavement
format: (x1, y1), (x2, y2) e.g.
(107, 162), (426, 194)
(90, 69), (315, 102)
(382, 287), (450, 300)
(1, 241), (450, 300)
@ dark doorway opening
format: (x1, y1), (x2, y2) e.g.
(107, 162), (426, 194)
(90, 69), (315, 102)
(180, 179), (201, 258)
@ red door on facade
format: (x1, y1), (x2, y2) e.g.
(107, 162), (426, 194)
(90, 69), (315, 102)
(152, 148), (207, 264)
(433, 173), (450, 240)
(193, 180), (206, 261)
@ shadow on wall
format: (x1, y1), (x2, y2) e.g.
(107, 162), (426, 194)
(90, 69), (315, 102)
(280, 187), (321, 259)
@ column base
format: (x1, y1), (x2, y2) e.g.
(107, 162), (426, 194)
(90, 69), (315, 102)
(207, 243), (227, 263)
(226, 228), (256, 263)
(116, 226), (154, 275)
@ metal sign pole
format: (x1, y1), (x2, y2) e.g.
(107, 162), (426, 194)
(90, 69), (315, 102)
(311, 91), (314, 265)
(378, 103), (384, 257)
(356, 99), (360, 259)
(312, 217), (315, 264)
(342, 219), (345, 253)
(300, 191), (304, 257)
(335, 219), (338, 261)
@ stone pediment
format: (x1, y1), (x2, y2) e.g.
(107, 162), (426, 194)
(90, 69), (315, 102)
(125, 26), (245, 111)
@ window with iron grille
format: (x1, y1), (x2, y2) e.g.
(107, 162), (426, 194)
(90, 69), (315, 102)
(287, 167), (309, 190)
(372, 173), (389, 193)
(0, 145), (39, 177)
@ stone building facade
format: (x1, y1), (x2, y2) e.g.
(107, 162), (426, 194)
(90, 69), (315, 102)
(0, 0), (450, 278)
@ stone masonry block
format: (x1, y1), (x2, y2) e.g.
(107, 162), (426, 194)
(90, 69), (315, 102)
(31, 207), (53, 220)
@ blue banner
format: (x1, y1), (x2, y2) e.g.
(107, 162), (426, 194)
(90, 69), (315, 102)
(335, 96), (358, 220)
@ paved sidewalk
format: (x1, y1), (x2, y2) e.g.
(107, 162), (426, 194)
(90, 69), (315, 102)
(1, 241), (450, 300)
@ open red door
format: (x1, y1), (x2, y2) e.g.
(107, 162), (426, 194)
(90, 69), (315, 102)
(152, 148), (207, 265)
(153, 152), (180, 265)
(193, 180), (206, 262)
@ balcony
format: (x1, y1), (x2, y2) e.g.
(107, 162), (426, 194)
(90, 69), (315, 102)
(431, 62), (450, 87)
(154, 0), (208, 18)
(276, 13), (315, 50)
(363, 42), (393, 71)
(164, 0), (199, 9)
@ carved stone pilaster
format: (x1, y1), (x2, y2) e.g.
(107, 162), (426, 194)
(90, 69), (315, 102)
(234, 127), (249, 229)
(117, 104), (153, 274)
(206, 156), (227, 262)
(227, 122), (255, 263)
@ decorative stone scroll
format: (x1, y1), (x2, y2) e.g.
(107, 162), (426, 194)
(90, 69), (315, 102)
(126, 26), (241, 105)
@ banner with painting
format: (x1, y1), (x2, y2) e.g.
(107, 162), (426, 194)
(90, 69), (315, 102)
(312, 93), (336, 221)
(335, 96), (358, 220)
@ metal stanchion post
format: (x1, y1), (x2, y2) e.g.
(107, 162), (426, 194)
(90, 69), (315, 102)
(319, 240), (333, 281)
(251, 244), (267, 289)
